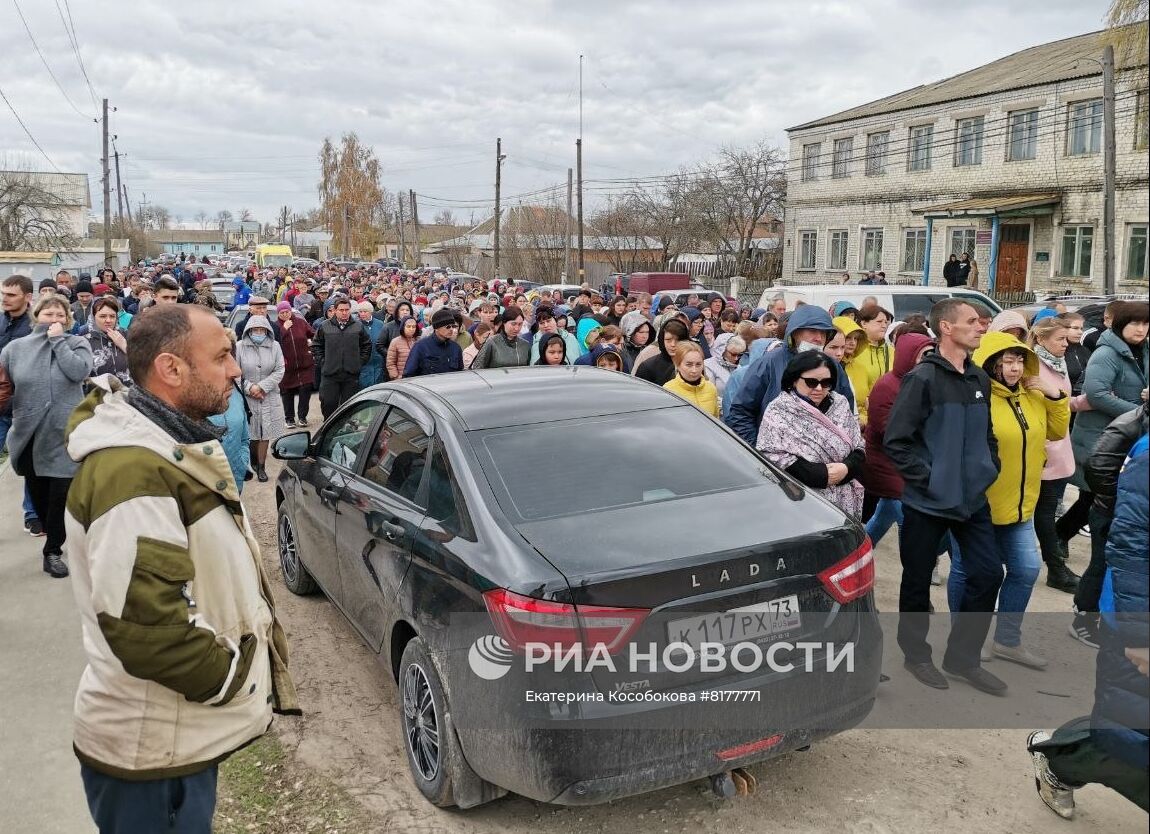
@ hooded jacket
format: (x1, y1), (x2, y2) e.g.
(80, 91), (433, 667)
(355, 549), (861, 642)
(724, 305), (854, 444)
(664, 371), (720, 417)
(622, 318), (655, 367)
(1070, 328), (1150, 472)
(703, 333), (739, 401)
(721, 338), (771, 423)
(883, 349), (1000, 521)
(386, 317), (419, 380)
(534, 332), (569, 365)
(861, 332), (935, 498)
(587, 342), (626, 371)
(64, 377), (298, 780)
(634, 320), (689, 386)
(971, 332), (1070, 525)
(833, 315), (871, 424)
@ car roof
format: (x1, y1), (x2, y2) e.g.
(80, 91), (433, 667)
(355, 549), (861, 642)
(780, 284), (989, 296)
(399, 367), (684, 431)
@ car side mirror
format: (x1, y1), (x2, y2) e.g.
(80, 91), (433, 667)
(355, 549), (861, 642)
(272, 431), (312, 460)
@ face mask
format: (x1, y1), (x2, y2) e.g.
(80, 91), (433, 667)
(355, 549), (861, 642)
(796, 340), (823, 353)
(250, 333), (268, 345)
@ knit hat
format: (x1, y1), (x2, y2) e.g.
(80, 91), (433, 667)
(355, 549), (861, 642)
(75, 280), (94, 295)
(93, 283), (112, 296)
(430, 307), (457, 329)
(276, 301), (292, 312)
(357, 301), (374, 313)
(38, 278), (57, 291)
(1031, 308), (1059, 323)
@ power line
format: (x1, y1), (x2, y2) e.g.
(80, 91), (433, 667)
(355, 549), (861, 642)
(0, 83), (60, 171)
(10, 0), (95, 121)
(53, 0), (98, 108)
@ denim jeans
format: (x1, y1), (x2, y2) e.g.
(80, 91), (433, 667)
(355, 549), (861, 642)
(0, 413), (39, 522)
(81, 763), (218, 834)
(948, 518), (1041, 647)
(866, 496), (959, 561)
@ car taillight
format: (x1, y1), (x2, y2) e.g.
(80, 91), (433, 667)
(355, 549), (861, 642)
(817, 538), (874, 604)
(482, 588), (649, 655)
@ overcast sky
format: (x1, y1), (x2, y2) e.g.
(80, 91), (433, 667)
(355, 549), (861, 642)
(1, 0), (1114, 226)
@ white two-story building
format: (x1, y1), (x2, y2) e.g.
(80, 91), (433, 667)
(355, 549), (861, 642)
(782, 26), (1149, 297)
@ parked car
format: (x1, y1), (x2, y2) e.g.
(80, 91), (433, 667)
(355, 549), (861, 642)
(224, 304), (248, 331)
(757, 284), (1003, 320)
(293, 257), (320, 269)
(1008, 293), (1144, 321)
(376, 258), (405, 269)
(535, 283), (585, 301)
(653, 289), (727, 309)
(272, 368), (881, 809)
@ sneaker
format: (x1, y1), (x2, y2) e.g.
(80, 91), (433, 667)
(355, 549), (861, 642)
(980, 645), (993, 663)
(42, 551), (69, 578)
(1027, 731), (1075, 819)
(941, 663), (1008, 696)
(27, 518), (45, 537)
(1077, 525), (1091, 537)
(903, 660), (949, 689)
(1067, 614), (1100, 649)
(930, 565), (943, 586)
(284, 418), (297, 428)
(992, 641), (1048, 670)
(297, 416), (310, 426)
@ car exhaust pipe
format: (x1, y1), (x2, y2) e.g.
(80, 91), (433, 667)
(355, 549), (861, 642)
(710, 768), (758, 798)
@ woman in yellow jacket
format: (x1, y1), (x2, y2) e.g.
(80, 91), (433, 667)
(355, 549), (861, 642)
(853, 305), (894, 424)
(832, 315), (870, 426)
(948, 332), (1070, 670)
(663, 342), (719, 417)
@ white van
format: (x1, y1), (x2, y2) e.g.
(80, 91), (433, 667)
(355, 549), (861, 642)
(757, 284), (1002, 320)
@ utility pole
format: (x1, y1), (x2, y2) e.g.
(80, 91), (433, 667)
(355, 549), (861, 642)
(565, 167), (573, 281)
(410, 190), (422, 268)
(1102, 43), (1116, 295)
(576, 139), (584, 281)
(114, 150), (125, 231)
(494, 137), (504, 279)
(398, 193), (407, 265)
(101, 98), (112, 266)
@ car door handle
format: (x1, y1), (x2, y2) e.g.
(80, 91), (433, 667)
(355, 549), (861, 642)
(320, 485), (341, 502)
(381, 520), (405, 541)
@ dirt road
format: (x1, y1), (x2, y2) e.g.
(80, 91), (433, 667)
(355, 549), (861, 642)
(243, 461), (1144, 833)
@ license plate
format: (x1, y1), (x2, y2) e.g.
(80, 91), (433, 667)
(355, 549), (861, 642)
(666, 595), (802, 650)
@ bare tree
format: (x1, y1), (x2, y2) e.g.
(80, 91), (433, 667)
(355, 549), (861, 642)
(237, 207), (254, 223)
(0, 169), (82, 252)
(216, 209), (233, 230)
(194, 210), (209, 229)
(433, 209), (456, 226)
(318, 133), (388, 259)
(590, 196), (664, 273)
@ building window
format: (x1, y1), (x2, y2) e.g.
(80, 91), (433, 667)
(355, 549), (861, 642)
(1007, 108), (1039, 161)
(908, 125), (933, 171)
(832, 138), (852, 179)
(799, 230), (818, 270)
(801, 143), (821, 182)
(954, 116), (984, 166)
(861, 228), (884, 271)
(194, 245), (200, 253)
(828, 230), (848, 271)
(1136, 90), (1149, 151)
(1066, 99), (1102, 156)
(1127, 225), (1148, 280)
(1060, 226), (1094, 277)
(865, 131), (888, 176)
(902, 228), (928, 273)
(950, 228), (977, 258)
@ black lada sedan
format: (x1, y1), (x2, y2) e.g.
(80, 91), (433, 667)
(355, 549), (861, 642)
(272, 367), (881, 809)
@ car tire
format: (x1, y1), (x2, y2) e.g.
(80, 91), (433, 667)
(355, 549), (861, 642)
(398, 637), (460, 808)
(277, 505), (318, 595)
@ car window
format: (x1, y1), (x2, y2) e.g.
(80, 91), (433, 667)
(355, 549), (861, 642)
(953, 291), (1001, 314)
(316, 400), (386, 470)
(892, 294), (948, 320)
(426, 441), (476, 541)
(475, 407), (778, 522)
(362, 407), (432, 507)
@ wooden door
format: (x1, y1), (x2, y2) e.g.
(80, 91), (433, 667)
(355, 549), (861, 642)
(997, 224), (1030, 293)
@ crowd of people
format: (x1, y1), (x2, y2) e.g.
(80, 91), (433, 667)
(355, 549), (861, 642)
(0, 256), (1146, 820)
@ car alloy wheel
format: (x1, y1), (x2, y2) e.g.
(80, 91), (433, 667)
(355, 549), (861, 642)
(403, 663), (441, 782)
(278, 513), (299, 585)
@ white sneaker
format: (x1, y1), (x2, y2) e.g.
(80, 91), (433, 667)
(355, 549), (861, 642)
(1077, 525), (1091, 537)
(1027, 731), (1075, 819)
(930, 562), (943, 586)
(993, 641), (1048, 670)
(980, 645), (993, 663)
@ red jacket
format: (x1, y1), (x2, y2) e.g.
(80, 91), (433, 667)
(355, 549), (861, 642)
(276, 315), (315, 390)
(861, 333), (935, 499)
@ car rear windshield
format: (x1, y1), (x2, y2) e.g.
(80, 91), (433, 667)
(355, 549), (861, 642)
(473, 407), (776, 521)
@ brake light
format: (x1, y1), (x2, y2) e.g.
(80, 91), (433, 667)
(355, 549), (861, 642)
(482, 588), (649, 655)
(817, 538), (875, 604)
(716, 733), (784, 762)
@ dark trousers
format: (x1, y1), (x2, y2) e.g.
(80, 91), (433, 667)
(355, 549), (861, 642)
(1035, 477), (1070, 565)
(898, 503), (1002, 670)
(318, 374), (359, 419)
(1074, 506), (1113, 613)
(17, 442), (70, 557)
(1031, 717), (1149, 812)
(280, 383), (313, 422)
(81, 763), (218, 834)
(1056, 489), (1093, 542)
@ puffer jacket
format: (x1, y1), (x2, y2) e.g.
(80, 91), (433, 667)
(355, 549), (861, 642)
(387, 331), (418, 381)
(861, 332), (934, 498)
(1085, 405), (1148, 518)
(64, 377), (299, 780)
(1034, 354), (1089, 480)
(971, 332), (1070, 525)
(1071, 329), (1149, 472)
(276, 314), (315, 391)
(1092, 433), (1149, 769)
(663, 374), (720, 417)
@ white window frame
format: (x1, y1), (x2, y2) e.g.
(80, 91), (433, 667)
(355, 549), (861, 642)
(1007, 108), (1039, 161)
(827, 229), (849, 271)
(1059, 225), (1094, 277)
(860, 228), (884, 271)
(901, 228), (928, 274)
(954, 116), (984, 167)
(908, 125), (933, 172)
(832, 137), (852, 179)
(949, 228), (977, 258)
(865, 131), (889, 176)
(801, 143), (821, 182)
(1126, 224), (1149, 281)
(798, 229), (818, 271)
(1066, 99), (1103, 156)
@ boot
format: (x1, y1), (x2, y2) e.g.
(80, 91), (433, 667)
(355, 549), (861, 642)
(43, 551), (69, 579)
(1045, 559), (1080, 593)
(257, 464), (268, 483)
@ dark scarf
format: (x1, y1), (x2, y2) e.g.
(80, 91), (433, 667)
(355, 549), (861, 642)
(128, 386), (225, 444)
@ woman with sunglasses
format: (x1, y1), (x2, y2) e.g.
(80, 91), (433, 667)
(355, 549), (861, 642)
(756, 351), (865, 517)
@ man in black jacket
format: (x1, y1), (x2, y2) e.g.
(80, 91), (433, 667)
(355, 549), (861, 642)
(312, 298), (372, 418)
(884, 298), (1006, 696)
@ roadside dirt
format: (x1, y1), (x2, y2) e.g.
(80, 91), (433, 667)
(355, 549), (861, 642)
(243, 459), (1144, 833)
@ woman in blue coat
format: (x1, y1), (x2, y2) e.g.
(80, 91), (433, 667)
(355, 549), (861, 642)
(357, 301), (386, 388)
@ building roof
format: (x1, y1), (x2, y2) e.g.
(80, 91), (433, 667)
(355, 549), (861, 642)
(0, 251), (56, 263)
(789, 25), (1149, 131)
(915, 193), (1062, 217)
(149, 230), (228, 244)
(0, 170), (91, 207)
